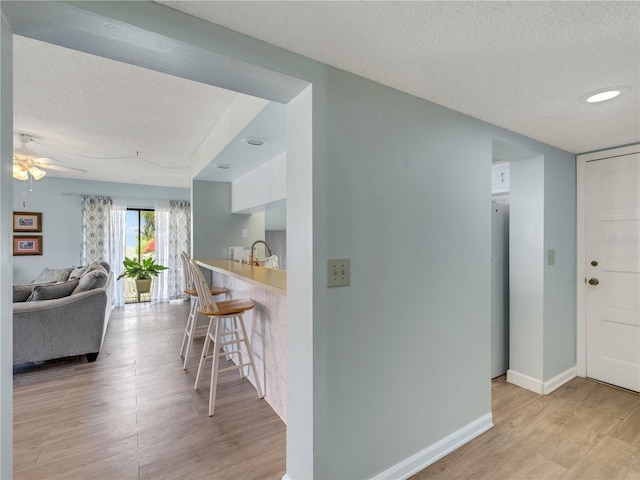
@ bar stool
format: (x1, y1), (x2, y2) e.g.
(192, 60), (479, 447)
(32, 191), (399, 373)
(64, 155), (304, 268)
(188, 258), (264, 416)
(179, 252), (228, 369)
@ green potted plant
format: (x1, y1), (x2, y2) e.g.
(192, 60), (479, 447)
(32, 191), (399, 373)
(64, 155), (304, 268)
(117, 256), (168, 294)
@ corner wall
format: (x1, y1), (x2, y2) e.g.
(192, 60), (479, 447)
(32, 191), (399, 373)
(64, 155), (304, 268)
(509, 155), (545, 383)
(0, 14), (13, 478)
(543, 153), (577, 381)
(508, 151), (577, 394)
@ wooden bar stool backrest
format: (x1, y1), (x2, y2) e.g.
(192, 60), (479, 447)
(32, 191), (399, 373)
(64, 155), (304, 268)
(180, 251), (197, 295)
(188, 258), (220, 314)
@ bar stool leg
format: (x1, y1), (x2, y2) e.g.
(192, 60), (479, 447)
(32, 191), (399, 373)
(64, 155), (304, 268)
(223, 317), (234, 361)
(194, 316), (214, 390)
(179, 296), (196, 357)
(230, 316), (245, 379)
(181, 296), (200, 369)
(238, 316), (264, 399)
(209, 318), (223, 416)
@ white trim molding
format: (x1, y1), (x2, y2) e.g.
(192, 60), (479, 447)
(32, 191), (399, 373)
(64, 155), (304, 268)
(543, 367), (577, 394)
(370, 413), (493, 480)
(507, 366), (577, 395)
(507, 369), (543, 394)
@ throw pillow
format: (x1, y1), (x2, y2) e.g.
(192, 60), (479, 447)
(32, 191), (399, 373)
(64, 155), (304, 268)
(72, 269), (108, 294)
(68, 265), (88, 279)
(13, 284), (34, 302)
(28, 279), (79, 301)
(31, 267), (74, 284)
(86, 262), (108, 275)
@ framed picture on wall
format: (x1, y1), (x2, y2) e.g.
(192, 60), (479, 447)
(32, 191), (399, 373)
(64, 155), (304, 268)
(13, 212), (42, 232)
(13, 236), (43, 256)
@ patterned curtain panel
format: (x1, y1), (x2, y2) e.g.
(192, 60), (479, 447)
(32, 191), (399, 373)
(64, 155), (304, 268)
(80, 195), (112, 265)
(155, 199), (191, 301)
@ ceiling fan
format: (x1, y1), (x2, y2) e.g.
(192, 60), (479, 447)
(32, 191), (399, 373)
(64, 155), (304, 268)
(13, 133), (87, 180)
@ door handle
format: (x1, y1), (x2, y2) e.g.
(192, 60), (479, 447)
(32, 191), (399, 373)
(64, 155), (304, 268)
(588, 278), (599, 286)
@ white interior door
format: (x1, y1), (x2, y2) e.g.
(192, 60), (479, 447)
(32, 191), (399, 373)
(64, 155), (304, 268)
(585, 152), (640, 392)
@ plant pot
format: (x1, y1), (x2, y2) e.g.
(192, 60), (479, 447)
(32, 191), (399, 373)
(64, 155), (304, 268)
(135, 278), (152, 294)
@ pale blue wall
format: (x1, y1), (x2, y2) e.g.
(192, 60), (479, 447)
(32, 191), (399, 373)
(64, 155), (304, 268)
(1, 3), (578, 479)
(12, 177), (189, 284)
(543, 155), (577, 380)
(0, 15), (13, 478)
(508, 152), (577, 386)
(191, 180), (264, 260)
(510, 156), (546, 380)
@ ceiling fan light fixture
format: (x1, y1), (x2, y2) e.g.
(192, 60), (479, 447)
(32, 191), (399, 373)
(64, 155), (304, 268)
(13, 165), (28, 181)
(28, 166), (47, 180)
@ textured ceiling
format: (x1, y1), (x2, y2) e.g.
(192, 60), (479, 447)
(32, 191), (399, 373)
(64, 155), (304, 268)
(11, 1), (640, 189)
(158, 0), (639, 154)
(13, 35), (237, 188)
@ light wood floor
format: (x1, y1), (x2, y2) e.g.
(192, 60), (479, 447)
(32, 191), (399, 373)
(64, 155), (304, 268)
(14, 302), (640, 479)
(412, 376), (640, 480)
(13, 301), (286, 480)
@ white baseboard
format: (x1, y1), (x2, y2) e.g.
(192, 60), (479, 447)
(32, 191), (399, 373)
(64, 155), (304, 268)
(507, 369), (543, 394)
(281, 414), (493, 480)
(543, 366), (577, 394)
(507, 367), (577, 395)
(282, 368), (576, 480)
(370, 413), (493, 480)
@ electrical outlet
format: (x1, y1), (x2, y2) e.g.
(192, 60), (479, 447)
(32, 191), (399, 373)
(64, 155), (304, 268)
(241, 229), (248, 239)
(327, 258), (351, 287)
(547, 249), (555, 266)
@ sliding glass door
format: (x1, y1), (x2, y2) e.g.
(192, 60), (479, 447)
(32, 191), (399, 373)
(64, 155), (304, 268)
(124, 209), (156, 303)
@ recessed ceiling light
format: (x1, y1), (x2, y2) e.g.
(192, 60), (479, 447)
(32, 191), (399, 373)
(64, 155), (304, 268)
(242, 137), (268, 146)
(214, 163), (231, 170)
(580, 86), (629, 104)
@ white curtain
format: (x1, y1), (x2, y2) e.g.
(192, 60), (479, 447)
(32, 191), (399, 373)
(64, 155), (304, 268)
(109, 197), (127, 307)
(155, 199), (191, 301)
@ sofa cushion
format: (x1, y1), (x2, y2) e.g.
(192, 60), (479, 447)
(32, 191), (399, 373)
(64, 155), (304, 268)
(28, 279), (79, 301)
(68, 265), (88, 279)
(72, 269), (108, 294)
(13, 284), (35, 302)
(86, 261), (110, 274)
(31, 267), (73, 284)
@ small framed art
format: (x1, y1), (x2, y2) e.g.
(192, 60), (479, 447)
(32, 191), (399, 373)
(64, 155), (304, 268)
(13, 236), (43, 256)
(13, 212), (42, 232)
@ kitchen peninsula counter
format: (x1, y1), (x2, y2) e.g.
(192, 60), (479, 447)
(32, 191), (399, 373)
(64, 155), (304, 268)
(195, 259), (286, 295)
(195, 259), (287, 421)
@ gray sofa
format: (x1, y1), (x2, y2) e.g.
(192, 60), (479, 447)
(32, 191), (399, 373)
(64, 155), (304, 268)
(13, 263), (114, 365)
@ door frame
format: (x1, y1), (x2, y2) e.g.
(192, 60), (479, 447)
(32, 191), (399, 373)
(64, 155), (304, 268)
(576, 144), (640, 378)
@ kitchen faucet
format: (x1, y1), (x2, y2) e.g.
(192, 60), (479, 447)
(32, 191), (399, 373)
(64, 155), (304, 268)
(250, 240), (272, 266)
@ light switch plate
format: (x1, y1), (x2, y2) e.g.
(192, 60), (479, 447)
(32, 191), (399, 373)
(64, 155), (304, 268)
(241, 229), (248, 239)
(547, 249), (555, 266)
(327, 258), (351, 287)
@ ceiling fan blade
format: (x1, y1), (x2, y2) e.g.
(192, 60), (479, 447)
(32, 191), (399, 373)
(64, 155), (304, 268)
(42, 163), (87, 174)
